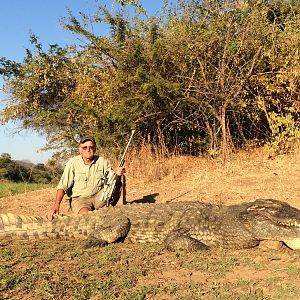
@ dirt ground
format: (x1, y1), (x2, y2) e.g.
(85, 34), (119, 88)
(1, 148), (300, 299)
(1, 147), (300, 215)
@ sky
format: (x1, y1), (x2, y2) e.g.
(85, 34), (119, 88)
(0, 0), (164, 164)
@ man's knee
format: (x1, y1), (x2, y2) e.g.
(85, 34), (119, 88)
(78, 207), (90, 214)
(70, 196), (93, 214)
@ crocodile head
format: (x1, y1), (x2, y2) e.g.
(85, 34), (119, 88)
(239, 199), (300, 249)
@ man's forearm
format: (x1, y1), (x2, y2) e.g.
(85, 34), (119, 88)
(46, 189), (66, 220)
(53, 189), (65, 209)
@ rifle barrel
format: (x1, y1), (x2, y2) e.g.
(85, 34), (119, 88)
(118, 130), (135, 167)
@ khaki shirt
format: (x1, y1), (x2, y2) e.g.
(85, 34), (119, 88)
(57, 155), (111, 198)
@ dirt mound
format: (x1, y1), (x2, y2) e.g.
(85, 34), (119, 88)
(1, 148), (300, 215)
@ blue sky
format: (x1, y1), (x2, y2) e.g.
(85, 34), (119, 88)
(0, 0), (163, 163)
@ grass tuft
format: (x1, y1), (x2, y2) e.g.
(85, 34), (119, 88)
(0, 181), (54, 198)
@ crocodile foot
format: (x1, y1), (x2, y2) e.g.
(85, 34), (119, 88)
(164, 228), (209, 251)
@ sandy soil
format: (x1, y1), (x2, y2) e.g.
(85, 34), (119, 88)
(1, 147), (300, 215)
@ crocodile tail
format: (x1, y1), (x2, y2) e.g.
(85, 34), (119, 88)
(0, 212), (52, 240)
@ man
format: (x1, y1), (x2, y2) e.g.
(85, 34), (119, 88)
(46, 136), (125, 220)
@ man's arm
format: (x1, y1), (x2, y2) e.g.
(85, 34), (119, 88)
(46, 189), (65, 220)
(46, 159), (74, 220)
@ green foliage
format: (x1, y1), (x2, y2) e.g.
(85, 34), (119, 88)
(0, 153), (61, 184)
(1, 0), (300, 157)
(266, 112), (300, 154)
(0, 153), (30, 182)
(0, 182), (54, 198)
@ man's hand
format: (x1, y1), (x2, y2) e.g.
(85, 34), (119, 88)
(116, 166), (126, 176)
(46, 205), (59, 221)
(46, 189), (65, 220)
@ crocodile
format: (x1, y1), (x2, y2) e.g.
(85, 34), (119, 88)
(1, 199), (300, 251)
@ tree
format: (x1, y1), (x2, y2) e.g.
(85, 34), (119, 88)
(1, 0), (300, 157)
(0, 153), (31, 182)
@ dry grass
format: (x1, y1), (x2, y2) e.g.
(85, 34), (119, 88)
(126, 144), (194, 182)
(120, 143), (300, 210)
(2, 143), (300, 215)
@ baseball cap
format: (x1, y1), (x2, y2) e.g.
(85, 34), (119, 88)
(79, 136), (96, 145)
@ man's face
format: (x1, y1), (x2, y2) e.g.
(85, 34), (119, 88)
(79, 140), (96, 160)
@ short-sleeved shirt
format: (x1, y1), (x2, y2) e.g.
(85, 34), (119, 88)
(57, 155), (111, 198)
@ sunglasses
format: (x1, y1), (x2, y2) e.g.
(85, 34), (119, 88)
(81, 146), (95, 151)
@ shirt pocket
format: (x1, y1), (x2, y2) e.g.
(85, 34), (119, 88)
(95, 170), (104, 187)
(74, 173), (87, 189)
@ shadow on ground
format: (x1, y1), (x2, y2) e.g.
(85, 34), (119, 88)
(129, 193), (159, 204)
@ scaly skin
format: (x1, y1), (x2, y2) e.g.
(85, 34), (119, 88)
(1, 199), (300, 251)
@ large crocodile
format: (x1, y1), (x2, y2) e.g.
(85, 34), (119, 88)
(1, 199), (300, 251)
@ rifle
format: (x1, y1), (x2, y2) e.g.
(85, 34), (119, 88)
(102, 130), (135, 206)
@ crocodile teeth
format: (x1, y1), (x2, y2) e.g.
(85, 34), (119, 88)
(277, 221), (300, 227)
(290, 221), (300, 227)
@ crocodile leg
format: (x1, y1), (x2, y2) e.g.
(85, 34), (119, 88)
(164, 228), (209, 251)
(84, 214), (130, 248)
